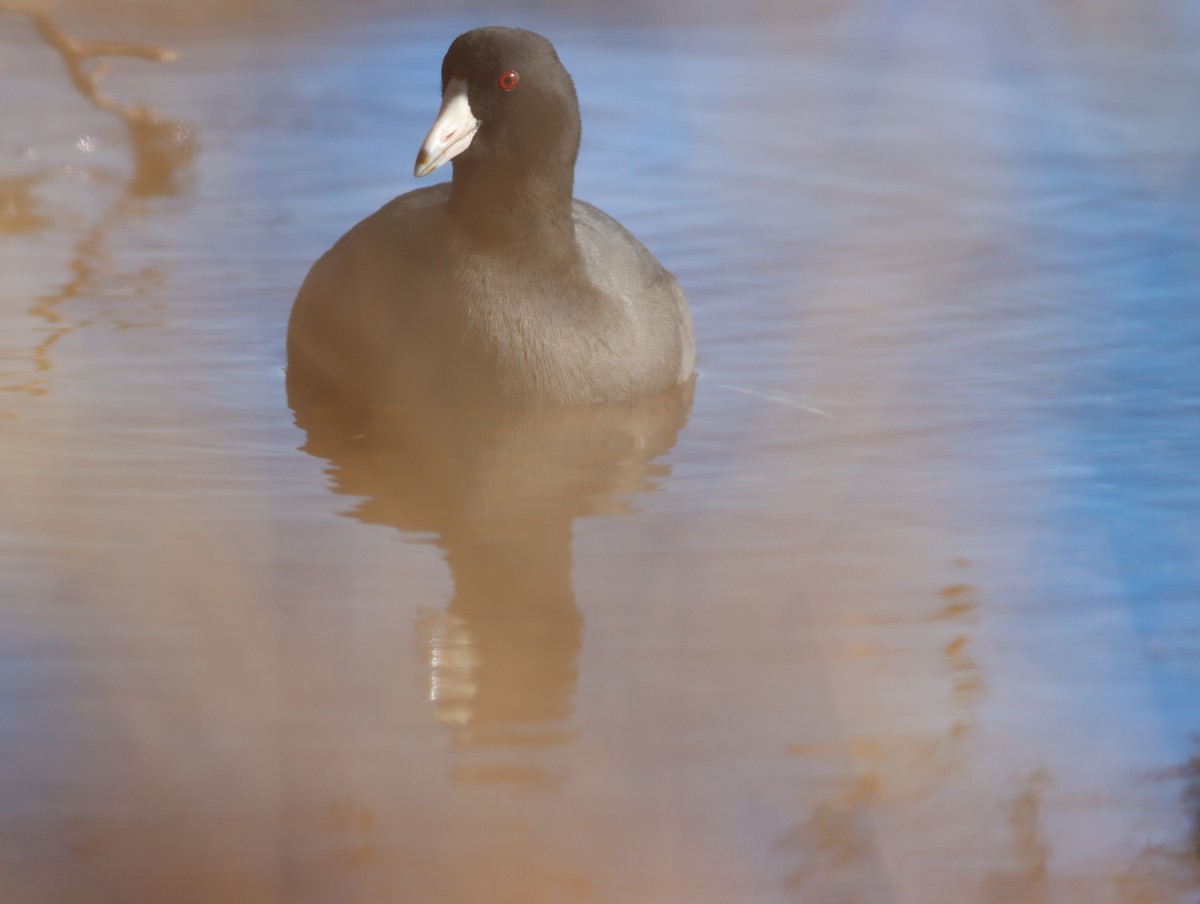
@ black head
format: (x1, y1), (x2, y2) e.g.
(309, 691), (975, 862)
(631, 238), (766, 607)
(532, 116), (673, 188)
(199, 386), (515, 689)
(438, 27), (581, 177)
(414, 27), (582, 249)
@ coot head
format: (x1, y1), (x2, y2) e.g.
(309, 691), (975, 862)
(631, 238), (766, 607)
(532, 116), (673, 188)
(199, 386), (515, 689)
(415, 28), (580, 178)
(414, 28), (582, 244)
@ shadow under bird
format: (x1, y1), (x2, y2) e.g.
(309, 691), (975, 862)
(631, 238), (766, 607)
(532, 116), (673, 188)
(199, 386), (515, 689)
(287, 26), (695, 409)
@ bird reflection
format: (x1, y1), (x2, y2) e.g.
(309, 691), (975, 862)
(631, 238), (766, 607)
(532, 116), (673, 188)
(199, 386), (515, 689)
(289, 381), (694, 781)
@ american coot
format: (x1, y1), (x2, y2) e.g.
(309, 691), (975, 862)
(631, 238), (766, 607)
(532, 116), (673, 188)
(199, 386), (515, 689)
(287, 27), (695, 407)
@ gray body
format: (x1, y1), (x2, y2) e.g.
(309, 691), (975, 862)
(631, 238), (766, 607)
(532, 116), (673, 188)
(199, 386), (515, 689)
(287, 182), (695, 407)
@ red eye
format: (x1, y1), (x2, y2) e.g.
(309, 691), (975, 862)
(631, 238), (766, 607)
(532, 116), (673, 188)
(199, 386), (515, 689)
(498, 70), (520, 92)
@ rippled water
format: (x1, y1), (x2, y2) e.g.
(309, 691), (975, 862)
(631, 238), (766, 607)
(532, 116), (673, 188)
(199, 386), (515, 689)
(2, 2), (1199, 901)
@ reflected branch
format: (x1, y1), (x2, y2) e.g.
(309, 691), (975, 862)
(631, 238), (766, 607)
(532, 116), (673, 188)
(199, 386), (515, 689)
(2, 2), (173, 118)
(0, 1), (195, 195)
(0, 3), (194, 403)
(14, 3), (176, 121)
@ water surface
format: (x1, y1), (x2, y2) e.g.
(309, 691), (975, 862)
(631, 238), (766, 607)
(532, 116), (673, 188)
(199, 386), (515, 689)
(2, 2), (1199, 901)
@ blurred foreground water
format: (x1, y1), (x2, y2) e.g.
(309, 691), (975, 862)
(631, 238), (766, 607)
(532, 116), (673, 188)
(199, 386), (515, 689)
(1, 1), (1199, 901)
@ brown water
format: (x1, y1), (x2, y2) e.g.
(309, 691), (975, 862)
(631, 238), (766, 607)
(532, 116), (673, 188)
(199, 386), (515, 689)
(2, 2), (1199, 902)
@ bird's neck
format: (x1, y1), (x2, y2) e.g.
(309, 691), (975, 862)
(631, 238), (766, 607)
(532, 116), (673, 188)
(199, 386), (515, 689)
(449, 158), (578, 262)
